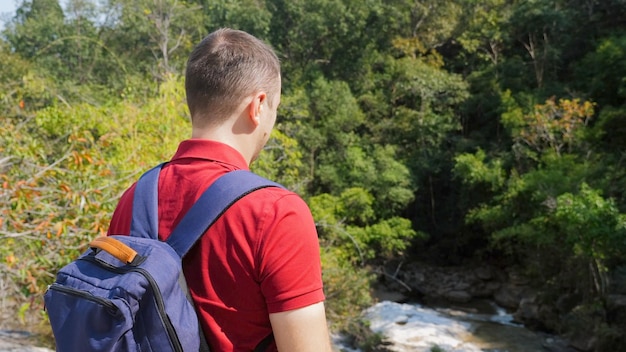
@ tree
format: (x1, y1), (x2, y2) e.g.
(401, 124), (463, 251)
(5, 0), (66, 59)
(502, 97), (595, 158)
(507, 0), (573, 88)
(103, 0), (203, 80)
(3, 0), (77, 86)
(197, 0), (272, 39)
(457, 0), (511, 72)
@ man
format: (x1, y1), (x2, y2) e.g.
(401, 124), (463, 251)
(108, 28), (332, 352)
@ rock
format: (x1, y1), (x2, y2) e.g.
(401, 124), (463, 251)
(470, 281), (501, 298)
(0, 331), (53, 352)
(508, 270), (530, 286)
(537, 303), (560, 332)
(444, 290), (472, 303)
(372, 284), (409, 302)
(556, 292), (582, 314)
(542, 336), (578, 352)
(606, 294), (626, 308)
(512, 291), (562, 332)
(514, 296), (539, 325)
(494, 284), (525, 309)
(475, 266), (493, 280)
(568, 334), (596, 352)
(452, 281), (472, 291)
(606, 294), (626, 325)
(609, 265), (626, 295)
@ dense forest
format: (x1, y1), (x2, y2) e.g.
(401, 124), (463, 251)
(1, 0), (625, 350)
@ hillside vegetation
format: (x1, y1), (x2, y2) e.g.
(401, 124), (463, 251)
(1, 0), (625, 350)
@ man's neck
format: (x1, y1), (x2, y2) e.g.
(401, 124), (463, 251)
(191, 125), (255, 166)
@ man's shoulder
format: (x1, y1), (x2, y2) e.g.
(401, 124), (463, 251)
(233, 181), (312, 219)
(244, 181), (304, 204)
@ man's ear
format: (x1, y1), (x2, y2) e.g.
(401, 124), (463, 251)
(247, 92), (267, 126)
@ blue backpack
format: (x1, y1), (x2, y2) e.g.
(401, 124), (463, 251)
(44, 164), (281, 351)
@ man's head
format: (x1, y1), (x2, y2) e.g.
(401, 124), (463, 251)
(185, 28), (281, 129)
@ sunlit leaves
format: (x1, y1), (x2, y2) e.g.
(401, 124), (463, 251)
(503, 97), (595, 157)
(202, 0), (272, 38)
(0, 75), (189, 326)
(346, 217), (421, 262)
(457, 0), (511, 66)
(453, 148), (505, 191)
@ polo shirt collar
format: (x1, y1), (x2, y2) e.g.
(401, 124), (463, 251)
(171, 139), (249, 170)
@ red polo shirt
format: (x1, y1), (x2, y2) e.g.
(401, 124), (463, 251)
(108, 139), (325, 351)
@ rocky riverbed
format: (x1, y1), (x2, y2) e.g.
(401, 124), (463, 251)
(0, 331), (52, 352)
(377, 261), (626, 352)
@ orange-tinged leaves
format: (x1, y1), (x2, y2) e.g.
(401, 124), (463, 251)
(34, 220), (49, 232)
(71, 151), (83, 166)
(26, 270), (37, 294)
(55, 222), (64, 237)
(515, 97), (595, 156)
(5, 254), (16, 266)
(12, 220), (23, 231)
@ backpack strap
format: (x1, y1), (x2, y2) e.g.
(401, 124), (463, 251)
(130, 163), (164, 239)
(165, 169), (283, 257)
(131, 164), (283, 257)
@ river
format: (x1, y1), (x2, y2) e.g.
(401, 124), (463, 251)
(1, 299), (573, 352)
(333, 299), (574, 352)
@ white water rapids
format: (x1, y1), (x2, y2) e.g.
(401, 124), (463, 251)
(333, 300), (571, 352)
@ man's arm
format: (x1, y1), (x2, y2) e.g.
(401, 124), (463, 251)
(269, 301), (332, 352)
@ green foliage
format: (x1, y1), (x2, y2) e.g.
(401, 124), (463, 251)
(5, 0), (66, 59)
(252, 128), (306, 191)
(266, 0), (376, 83)
(321, 247), (374, 329)
(453, 149), (505, 191)
(362, 52), (470, 183)
(574, 34), (626, 107)
(552, 184), (625, 261)
(139, 0), (203, 74)
(340, 318), (389, 352)
(338, 188), (376, 225)
(311, 188), (422, 265)
(457, 84), (623, 302)
(202, 0), (272, 38)
(346, 217), (421, 262)
(385, 0), (462, 50)
(488, 183), (625, 256)
(457, 0), (511, 66)
(2, 0), (626, 347)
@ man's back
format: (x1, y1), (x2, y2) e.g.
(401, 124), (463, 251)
(108, 140), (325, 351)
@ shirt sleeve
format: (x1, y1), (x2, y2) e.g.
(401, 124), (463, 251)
(257, 192), (325, 313)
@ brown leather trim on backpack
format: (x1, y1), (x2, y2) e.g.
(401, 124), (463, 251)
(90, 237), (138, 264)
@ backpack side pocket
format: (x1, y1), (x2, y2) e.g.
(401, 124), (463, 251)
(45, 284), (135, 351)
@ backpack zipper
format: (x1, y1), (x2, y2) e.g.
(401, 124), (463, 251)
(79, 256), (184, 352)
(47, 284), (119, 314)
